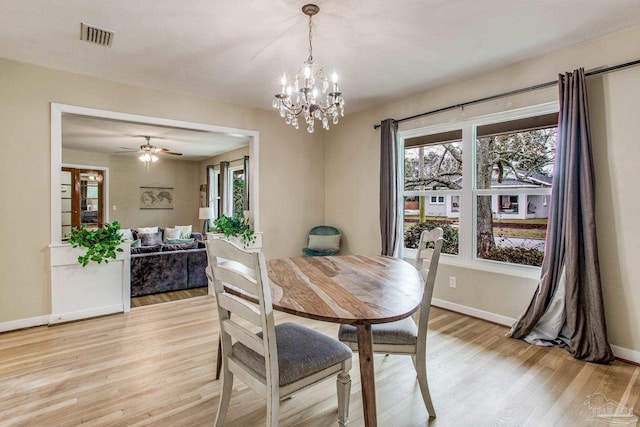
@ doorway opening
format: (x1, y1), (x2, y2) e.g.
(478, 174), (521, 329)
(51, 103), (260, 314)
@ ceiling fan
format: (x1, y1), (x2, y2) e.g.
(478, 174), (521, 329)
(116, 136), (183, 163)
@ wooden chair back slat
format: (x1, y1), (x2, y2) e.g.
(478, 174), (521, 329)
(222, 319), (265, 356)
(217, 293), (262, 327)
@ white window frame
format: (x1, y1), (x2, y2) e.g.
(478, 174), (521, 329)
(208, 168), (220, 219)
(429, 195), (445, 204)
(398, 102), (558, 278)
(227, 165), (244, 217)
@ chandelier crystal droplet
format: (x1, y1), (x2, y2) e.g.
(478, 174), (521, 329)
(273, 4), (344, 133)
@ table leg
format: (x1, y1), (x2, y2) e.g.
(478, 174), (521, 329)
(356, 324), (377, 427)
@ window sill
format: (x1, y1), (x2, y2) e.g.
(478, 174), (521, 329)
(402, 249), (541, 280)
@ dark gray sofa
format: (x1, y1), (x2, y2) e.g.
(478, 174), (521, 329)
(130, 231), (208, 297)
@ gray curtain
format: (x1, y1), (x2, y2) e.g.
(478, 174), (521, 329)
(219, 161), (229, 217)
(380, 118), (399, 256)
(508, 68), (614, 363)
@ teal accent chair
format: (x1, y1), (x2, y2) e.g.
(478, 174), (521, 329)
(302, 225), (341, 256)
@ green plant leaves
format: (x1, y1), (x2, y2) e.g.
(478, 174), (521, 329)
(67, 221), (125, 267)
(210, 215), (256, 247)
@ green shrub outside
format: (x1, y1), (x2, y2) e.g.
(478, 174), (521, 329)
(481, 246), (544, 267)
(405, 221), (544, 266)
(404, 221), (459, 255)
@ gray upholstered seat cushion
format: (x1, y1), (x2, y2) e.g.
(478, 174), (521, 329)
(338, 317), (419, 346)
(232, 322), (352, 386)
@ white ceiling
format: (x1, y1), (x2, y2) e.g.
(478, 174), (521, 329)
(1, 0), (640, 115)
(62, 115), (249, 161)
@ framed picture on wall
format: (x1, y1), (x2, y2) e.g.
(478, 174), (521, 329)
(140, 186), (174, 209)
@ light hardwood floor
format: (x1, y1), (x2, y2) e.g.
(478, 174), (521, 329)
(1, 297), (638, 426)
(130, 287), (208, 308)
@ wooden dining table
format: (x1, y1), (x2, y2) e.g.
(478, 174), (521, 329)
(266, 255), (423, 427)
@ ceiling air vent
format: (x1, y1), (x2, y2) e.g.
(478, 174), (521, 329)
(80, 22), (114, 47)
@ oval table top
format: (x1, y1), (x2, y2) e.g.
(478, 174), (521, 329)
(266, 255), (423, 325)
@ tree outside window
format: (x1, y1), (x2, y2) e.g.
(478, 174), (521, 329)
(232, 169), (245, 217)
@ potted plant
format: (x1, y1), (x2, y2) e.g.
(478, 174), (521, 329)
(67, 221), (125, 267)
(208, 215), (261, 249)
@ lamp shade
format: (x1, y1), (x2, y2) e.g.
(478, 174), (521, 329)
(199, 207), (214, 220)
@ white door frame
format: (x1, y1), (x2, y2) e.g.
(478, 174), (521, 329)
(50, 103), (260, 244)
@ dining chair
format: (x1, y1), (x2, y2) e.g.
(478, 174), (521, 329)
(206, 238), (353, 426)
(338, 227), (444, 418)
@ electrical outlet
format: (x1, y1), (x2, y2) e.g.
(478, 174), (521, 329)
(449, 276), (457, 288)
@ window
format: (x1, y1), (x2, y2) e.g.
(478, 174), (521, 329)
(208, 164), (248, 218)
(208, 168), (220, 219)
(403, 131), (462, 255)
(400, 104), (557, 270)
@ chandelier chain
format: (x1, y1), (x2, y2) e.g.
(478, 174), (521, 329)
(308, 14), (313, 61)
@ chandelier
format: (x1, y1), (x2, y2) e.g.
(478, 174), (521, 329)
(273, 4), (344, 133)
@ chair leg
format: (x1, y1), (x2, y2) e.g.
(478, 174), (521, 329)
(266, 390), (279, 427)
(337, 370), (351, 427)
(414, 352), (436, 418)
(214, 370), (234, 426)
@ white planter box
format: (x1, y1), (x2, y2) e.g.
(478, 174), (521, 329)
(49, 243), (131, 324)
(206, 232), (263, 250)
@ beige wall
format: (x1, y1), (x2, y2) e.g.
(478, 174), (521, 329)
(0, 57), (325, 323)
(62, 148), (201, 229)
(325, 26), (640, 352)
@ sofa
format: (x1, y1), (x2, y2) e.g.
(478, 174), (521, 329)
(127, 228), (208, 297)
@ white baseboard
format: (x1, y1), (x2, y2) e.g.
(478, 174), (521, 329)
(611, 345), (640, 364)
(431, 298), (516, 326)
(49, 304), (123, 325)
(0, 315), (49, 333)
(431, 298), (640, 364)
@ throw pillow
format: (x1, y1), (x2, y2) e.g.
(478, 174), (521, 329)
(308, 234), (341, 252)
(130, 239), (142, 248)
(166, 238), (195, 245)
(118, 228), (134, 241)
(162, 241), (198, 251)
(174, 225), (193, 239)
(137, 226), (159, 235)
(164, 227), (182, 242)
(140, 231), (163, 246)
(131, 245), (162, 254)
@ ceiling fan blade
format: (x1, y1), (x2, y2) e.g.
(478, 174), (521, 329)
(156, 148), (183, 156)
(117, 147), (138, 151)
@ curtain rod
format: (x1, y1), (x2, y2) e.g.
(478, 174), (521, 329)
(373, 58), (640, 130)
(205, 157), (246, 168)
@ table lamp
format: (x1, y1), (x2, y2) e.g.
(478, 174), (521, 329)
(199, 207), (214, 234)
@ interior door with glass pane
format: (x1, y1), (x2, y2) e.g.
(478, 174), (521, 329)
(61, 167), (104, 239)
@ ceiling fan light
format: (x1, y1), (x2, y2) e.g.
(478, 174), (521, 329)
(151, 154), (159, 162)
